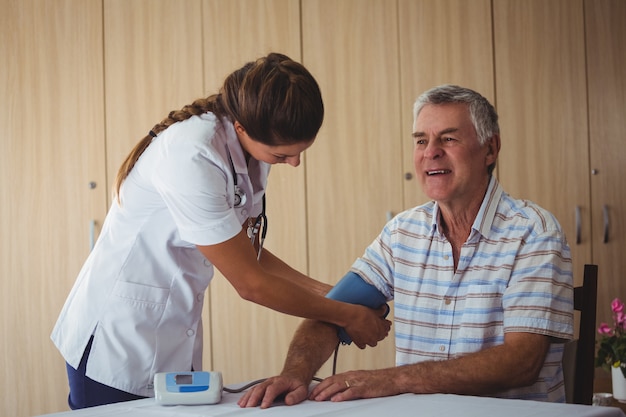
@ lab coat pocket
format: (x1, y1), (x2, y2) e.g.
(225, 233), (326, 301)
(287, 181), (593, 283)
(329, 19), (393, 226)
(91, 281), (171, 389)
(111, 280), (170, 308)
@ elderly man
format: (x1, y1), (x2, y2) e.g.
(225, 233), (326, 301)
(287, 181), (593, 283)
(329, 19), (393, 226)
(239, 85), (573, 408)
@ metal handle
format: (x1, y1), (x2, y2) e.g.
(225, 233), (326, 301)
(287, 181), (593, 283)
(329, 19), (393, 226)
(575, 206), (581, 244)
(90, 219), (96, 250)
(603, 205), (609, 243)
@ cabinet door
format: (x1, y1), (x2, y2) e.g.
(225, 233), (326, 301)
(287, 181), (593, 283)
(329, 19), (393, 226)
(302, 0), (402, 374)
(104, 0), (205, 196)
(493, 0), (591, 283)
(202, 0), (306, 384)
(398, 0), (495, 207)
(0, 1), (107, 415)
(585, 0), (626, 326)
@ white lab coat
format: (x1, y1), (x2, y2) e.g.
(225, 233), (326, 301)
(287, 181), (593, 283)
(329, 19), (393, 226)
(51, 112), (269, 396)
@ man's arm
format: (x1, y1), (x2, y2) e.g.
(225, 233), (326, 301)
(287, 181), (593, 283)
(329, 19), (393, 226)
(238, 270), (389, 408)
(309, 331), (550, 402)
(238, 318), (340, 408)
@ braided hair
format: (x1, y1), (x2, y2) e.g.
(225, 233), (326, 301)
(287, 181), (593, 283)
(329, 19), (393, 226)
(114, 52), (324, 200)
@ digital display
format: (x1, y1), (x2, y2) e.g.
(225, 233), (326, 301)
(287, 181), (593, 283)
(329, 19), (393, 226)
(175, 374), (193, 385)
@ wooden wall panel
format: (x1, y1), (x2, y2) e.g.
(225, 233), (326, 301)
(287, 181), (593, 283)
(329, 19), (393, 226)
(398, 0), (495, 208)
(301, 0), (402, 375)
(585, 0), (626, 328)
(104, 0), (205, 203)
(493, 0), (591, 284)
(0, 0), (106, 415)
(202, 0), (305, 385)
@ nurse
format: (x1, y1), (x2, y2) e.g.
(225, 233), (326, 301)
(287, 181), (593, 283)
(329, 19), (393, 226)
(51, 52), (391, 409)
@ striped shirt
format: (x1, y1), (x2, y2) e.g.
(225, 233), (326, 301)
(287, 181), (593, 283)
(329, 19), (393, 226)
(351, 176), (573, 402)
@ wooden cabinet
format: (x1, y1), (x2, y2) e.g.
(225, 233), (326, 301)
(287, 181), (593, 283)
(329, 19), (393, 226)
(103, 0), (205, 184)
(398, 0), (495, 207)
(201, 0), (306, 385)
(493, 0), (626, 328)
(301, 0), (402, 374)
(584, 0), (626, 327)
(585, 0), (626, 391)
(0, 1), (107, 415)
(493, 0), (590, 282)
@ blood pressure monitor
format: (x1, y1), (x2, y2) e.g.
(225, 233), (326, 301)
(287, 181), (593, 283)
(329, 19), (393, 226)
(325, 271), (389, 345)
(154, 371), (222, 405)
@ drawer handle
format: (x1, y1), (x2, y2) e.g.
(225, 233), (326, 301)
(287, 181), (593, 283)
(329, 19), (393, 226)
(90, 219), (96, 250)
(603, 205), (609, 244)
(575, 206), (581, 244)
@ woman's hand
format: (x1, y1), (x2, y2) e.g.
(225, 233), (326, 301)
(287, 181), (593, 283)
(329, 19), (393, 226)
(344, 305), (391, 349)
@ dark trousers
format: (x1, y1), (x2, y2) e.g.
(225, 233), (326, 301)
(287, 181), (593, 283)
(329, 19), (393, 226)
(65, 336), (146, 409)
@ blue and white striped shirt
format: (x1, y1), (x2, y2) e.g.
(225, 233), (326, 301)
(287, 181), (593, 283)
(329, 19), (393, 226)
(351, 176), (573, 402)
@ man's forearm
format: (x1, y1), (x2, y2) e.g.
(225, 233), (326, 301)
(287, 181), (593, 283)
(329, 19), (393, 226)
(281, 319), (340, 382)
(393, 332), (549, 396)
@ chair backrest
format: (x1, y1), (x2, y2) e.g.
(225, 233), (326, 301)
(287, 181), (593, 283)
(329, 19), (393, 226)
(563, 264), (598, 405)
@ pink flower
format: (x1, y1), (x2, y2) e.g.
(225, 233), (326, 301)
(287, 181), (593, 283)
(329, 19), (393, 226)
(598, 323), (613, 335)
(597, 299), (626, 372)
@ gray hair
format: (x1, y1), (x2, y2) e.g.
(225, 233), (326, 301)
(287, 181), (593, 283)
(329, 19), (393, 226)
(413, 84), (499, 146)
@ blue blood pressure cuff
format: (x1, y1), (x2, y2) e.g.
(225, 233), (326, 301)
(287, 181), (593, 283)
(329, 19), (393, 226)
(325, 271), (390, 345)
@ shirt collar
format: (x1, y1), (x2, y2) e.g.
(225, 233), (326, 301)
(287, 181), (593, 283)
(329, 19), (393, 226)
(430, 175), (502, 240)
(472, 175), (502, 239)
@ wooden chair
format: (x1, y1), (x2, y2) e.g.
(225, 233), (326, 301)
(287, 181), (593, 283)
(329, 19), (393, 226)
(563, 264), (598, 405)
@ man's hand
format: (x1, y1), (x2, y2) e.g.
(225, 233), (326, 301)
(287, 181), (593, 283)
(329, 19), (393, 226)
(238, 375), (310, 409)
(309, 369), (400, 403)
(345, 305), (391, 348)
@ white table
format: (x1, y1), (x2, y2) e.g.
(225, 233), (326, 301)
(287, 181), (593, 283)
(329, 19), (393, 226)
(37, 390), (626, 417)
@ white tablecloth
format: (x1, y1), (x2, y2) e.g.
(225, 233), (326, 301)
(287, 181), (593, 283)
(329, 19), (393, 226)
(37, 390), (626, 417)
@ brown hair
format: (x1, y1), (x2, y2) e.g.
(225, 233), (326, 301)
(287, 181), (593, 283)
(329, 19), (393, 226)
(114, 52), (324, 200)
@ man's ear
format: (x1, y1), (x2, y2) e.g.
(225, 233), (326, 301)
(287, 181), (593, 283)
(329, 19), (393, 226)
(486, 134), (501, 164)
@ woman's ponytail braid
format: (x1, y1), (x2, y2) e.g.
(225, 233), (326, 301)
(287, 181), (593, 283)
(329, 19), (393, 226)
(114, 96), (219, 202)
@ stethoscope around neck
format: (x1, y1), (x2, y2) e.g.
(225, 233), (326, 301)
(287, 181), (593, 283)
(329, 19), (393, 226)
(228, 149), (267, 260)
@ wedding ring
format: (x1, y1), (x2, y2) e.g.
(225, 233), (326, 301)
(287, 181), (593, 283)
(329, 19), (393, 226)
(345, 380), (351, 388)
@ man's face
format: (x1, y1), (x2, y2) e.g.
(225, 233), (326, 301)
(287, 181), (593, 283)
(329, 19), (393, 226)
(412, 103), (498, 207)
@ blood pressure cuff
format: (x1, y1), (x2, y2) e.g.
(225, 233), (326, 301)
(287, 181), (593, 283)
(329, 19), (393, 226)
(325, 271), (390, 345)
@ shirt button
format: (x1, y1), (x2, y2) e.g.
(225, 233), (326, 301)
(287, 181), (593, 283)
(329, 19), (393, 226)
(241, 209), (248, 216)
(443, 255), (449, 260)
(439, 345), (446, 352)
(196, 293), (203, 302)
(444, 298), (451, 305)
(187, 329), (195, 337)
(203, 259), (211, 267)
